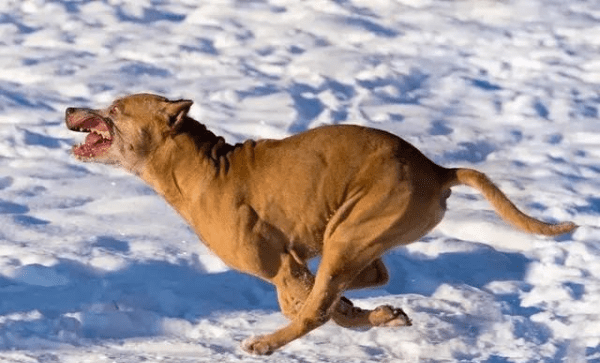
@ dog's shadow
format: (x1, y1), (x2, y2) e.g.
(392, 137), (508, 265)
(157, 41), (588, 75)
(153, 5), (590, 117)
(346, 239), (536, 316)
(0, 239), (532, 346)
(0, 257), (278, 343)
(385, 241), (530, 297)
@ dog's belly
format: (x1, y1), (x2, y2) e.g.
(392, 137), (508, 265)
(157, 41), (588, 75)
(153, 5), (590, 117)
(256, 206), (329, 261)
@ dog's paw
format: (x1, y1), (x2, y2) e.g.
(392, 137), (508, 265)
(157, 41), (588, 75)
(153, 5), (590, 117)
(370, 305), (412, 327)
(242, 335), (276, 355)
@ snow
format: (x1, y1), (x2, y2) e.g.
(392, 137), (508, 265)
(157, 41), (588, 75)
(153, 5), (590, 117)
(0, 0), (599, 361)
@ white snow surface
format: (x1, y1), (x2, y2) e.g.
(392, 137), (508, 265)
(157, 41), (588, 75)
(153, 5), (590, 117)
(0, 0), (599, 362)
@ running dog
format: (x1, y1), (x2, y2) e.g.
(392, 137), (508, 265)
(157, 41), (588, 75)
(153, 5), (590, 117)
(65, 93), (576, 355)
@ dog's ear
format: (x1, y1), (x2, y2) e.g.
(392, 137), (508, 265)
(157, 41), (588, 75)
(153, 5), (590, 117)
(165, 99), (193, 133)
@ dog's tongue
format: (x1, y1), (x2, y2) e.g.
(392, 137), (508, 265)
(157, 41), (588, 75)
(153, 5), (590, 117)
(73, 131), (111, 158)
(85, 132), (104, 145)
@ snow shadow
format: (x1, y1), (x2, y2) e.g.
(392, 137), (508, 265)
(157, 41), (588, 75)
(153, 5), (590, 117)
(573, 196), (600, 215)
(384, 245), (529, 297)
(0, 240), (533, 345)
(442, 140), (496, 163)
(236, 78), (355, 133)
(0, 83), (54, 111)
(0, 199), (29, 214)
(22, 130), (68, 149)
(179, 38), (218, 55)
(287, 83), (325, 133)
(428, 120), (453, 136)
(357, 68), (429, 105)
(469, 78), (502, 92)
(116, 7), (186, 24)
(119, 62), (172, 78)
(341, 16), (400, 38)
(0, 258), (277, 344)
(60, 1), (186, 24)
(0, 13), (37, 34)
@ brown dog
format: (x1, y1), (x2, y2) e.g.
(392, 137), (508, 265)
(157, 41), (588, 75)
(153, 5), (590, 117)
(65, 93), (576, 355)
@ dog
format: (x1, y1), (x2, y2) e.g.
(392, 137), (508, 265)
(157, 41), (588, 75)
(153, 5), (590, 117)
(65, 93), (577, 355)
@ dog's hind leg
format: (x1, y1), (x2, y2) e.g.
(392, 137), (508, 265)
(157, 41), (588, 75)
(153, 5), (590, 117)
(333, 296), (411, 328)
(331, 258), (411, 329)
(271, 253), (314, 320)
(346, 258), (389, 290)
(272, 254), (408, 329)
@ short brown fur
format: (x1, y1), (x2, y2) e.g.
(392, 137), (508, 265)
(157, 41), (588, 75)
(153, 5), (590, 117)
(65, 94), (577, 355)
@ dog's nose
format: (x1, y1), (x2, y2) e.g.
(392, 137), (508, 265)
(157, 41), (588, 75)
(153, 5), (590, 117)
(65, 107), (76, 116)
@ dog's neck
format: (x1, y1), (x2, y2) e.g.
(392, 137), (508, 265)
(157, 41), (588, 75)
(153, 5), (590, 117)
(139, 117), (237, 222)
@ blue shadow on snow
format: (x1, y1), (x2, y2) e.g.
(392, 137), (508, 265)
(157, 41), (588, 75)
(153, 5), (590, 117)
(0, 259), (277, 343)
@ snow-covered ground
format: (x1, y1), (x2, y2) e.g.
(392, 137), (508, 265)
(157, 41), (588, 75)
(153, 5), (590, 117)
(0, 0), (599, 361)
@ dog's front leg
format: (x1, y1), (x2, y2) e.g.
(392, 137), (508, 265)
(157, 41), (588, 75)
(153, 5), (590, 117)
(243, 262), (345, 355)
(272, 253), (314, 319)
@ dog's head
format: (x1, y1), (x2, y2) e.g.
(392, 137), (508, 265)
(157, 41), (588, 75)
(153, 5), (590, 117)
(65, 93), (193, 172)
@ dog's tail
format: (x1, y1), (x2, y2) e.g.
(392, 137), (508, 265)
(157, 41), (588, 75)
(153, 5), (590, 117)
(442, 168), (577, 236)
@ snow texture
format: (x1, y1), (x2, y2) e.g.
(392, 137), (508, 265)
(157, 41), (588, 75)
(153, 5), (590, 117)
(0, 0), (599, 362)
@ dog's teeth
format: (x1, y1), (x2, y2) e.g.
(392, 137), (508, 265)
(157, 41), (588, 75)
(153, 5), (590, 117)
(92, 130), (109, 139)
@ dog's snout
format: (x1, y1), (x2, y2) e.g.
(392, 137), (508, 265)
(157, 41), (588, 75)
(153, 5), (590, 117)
(66, 107), (76, 116)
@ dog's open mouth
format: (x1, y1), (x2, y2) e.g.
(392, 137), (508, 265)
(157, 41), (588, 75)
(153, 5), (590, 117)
(69, 116), (113, 159)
